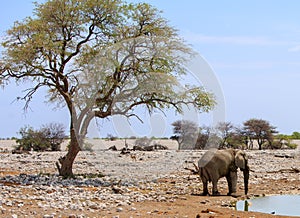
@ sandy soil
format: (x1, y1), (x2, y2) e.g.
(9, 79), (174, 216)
(0, 139), (299, 218)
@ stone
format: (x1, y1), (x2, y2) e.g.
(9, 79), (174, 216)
(89, 204), (99, 210)
(116, 207), (123, 212)
(6, 201), (13, 207)
(43, 215), (54, 218)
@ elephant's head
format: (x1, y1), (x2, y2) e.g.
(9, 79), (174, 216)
(235, 150), (250, 195)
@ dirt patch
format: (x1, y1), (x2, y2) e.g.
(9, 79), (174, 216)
(0, 146), (299, 217)
(0, 175), (299, 217)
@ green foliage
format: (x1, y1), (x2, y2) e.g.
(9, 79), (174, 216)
(274, 134), (298, 149)
(16, 126), (50, 151)
(243, 118), (277, 150)
(1, 0), (215, 176)
(1, 0), (215, 116)
(226, 132), (247, 149)
(276, 132), (300, 140)
(215, 122), (235, 149)
(286, 142), (298, 149)
(290, 132), (300, 139)
(15, 123), (66, 152)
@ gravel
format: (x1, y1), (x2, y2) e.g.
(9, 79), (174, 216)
(0, 146), (299, 217)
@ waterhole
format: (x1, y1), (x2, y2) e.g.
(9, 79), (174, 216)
(236, 195), (300, 216)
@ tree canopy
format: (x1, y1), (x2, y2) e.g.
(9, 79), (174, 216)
(1, 0), (215, 177)
(243, 118), (277, 150)
(171, 120), (199, 149)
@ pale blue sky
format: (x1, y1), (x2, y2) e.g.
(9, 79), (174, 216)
(1, 1), (300, 137)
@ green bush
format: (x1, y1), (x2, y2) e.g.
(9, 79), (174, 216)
(15, 123), (66, 152)
(290, 132), (300, 139)
(81, 142), (94, 151)
(286, 142), (298, 149)
(269, 140), (282, 149)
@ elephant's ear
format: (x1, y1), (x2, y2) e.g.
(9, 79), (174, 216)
(235, 150), (247, 170)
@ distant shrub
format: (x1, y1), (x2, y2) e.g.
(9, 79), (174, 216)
(285, 142), (298, 149)
(274, 135), (298, 149)
(135, 137), (152, 147)
(129, 136), (137, 139)
(268, 140), (282, 149)
(106, 134), (118, 141)
(40, 123), (66, 151)
(276, 132), (300, 140)
(290, 132), (300, 139)
(16, 126), (49, 151)
(15, 123), (66, 152)
(81, 141), (94, 151)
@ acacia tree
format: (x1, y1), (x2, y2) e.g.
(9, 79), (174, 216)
(195, 125), (211, 149)
(1, 0), (215, 177)
(215, 121), (234, 148)
(171, 120), (199, 150)
(243, 118), (277, 150)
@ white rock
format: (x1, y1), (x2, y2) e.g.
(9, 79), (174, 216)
(43, 215), (54, 218)
(116, 207), (123, 212)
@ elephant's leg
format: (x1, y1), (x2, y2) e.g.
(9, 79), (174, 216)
(201, 180), (209, 196)
(229, 171), (237, 196)
(212, 179), (220, 196)
(226, 174), (233, 195)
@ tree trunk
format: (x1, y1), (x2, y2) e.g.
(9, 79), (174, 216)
(56, 128), (81, 178)
(55, 99), (94, 177)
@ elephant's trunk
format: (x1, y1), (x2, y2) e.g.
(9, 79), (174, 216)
(243, 166), (249, 195)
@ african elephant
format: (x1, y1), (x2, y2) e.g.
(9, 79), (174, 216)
(198, 148), (249, 196)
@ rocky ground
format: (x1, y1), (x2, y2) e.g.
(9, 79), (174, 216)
(0, 140), (299, 218)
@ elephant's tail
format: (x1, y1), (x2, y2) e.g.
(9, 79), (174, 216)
(199, 167), (212, 182)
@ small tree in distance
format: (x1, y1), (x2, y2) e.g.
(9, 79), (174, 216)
(171, 120), (198, 150)
(215, 121), (235, 148)
(243, 118), (277, 150)
(195, 125), (211, 149)
(228, 126), (250, 149)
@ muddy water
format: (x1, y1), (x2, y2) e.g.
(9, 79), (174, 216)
(236, 195), (300, 216)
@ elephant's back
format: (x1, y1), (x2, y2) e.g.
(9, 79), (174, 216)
(198, 148), (219, 168)
(198, 149), (233, 170)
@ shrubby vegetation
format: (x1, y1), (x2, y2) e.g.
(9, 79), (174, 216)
(15, 123), (66, 152)
(133, 137), (168, 151)
(134, 137), (152, 148)
(277, 132), (300, 140)
(106, 134), (118, 141)
(10, 118), (299, 152)
(171, 120), (198, 150)
(172, 119), (298, 150)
